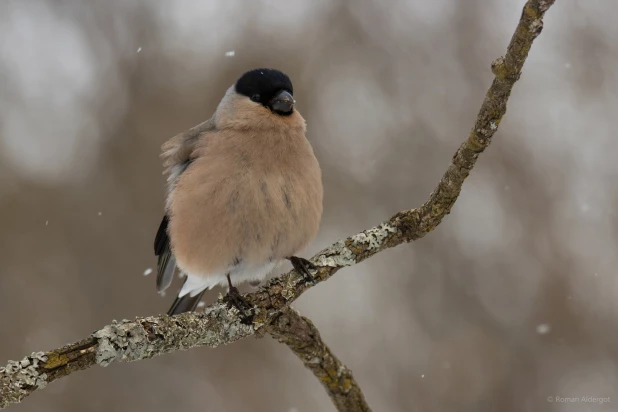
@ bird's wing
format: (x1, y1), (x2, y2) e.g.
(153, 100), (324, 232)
(161, 117), (215, 176)
(156, 117), (216, 292)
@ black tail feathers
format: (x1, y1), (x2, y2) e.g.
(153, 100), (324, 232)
(167, 289), (207, 316)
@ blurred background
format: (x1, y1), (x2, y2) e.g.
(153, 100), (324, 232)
(1, 0), (617, 411)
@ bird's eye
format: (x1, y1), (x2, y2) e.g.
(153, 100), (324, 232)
(250, 94), (261, 102)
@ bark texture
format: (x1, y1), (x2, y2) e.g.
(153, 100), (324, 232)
(267, 308), (371, 412)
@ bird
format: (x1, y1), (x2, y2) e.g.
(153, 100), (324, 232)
(154, 68), (323, 316)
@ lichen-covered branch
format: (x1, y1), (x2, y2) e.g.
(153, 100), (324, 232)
(0, 305), (255, 409)
(0, 0), (557, 409)
(267, 307), (371, 412)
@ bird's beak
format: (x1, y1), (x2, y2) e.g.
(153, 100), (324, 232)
(270, 90), (295, 113)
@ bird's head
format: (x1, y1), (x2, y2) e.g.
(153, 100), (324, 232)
(235, 68), (295, 116)
(214, 68), (304, 132)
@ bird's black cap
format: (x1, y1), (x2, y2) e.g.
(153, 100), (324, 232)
(235, 68), (294, 115)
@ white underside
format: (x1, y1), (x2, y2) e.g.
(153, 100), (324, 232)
(178, 261), (279, 298)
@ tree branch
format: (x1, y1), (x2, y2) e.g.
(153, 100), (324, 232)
(266, 307), (371, 412)
(0, 0), (557, 409)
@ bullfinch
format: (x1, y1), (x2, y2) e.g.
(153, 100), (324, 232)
(154, 68), (323, 315)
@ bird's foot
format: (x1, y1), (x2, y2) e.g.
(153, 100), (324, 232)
(288, 256), (317, 283)
(224, 286), (252, 314)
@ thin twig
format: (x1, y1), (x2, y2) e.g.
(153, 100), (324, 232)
(267, 307), (371, 412)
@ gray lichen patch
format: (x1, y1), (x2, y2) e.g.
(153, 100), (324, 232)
(351, 223), (397, 250)
(0, 352), (49, 390)
(315, 240), (356, 268)
(281, 273), (300, 300)
(92, 319), (150, 366)
(91, 308), (257, 368)
(199, 304), (255, 346)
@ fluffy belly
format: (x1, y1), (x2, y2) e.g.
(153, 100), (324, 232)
(168, 163), (320, 278)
